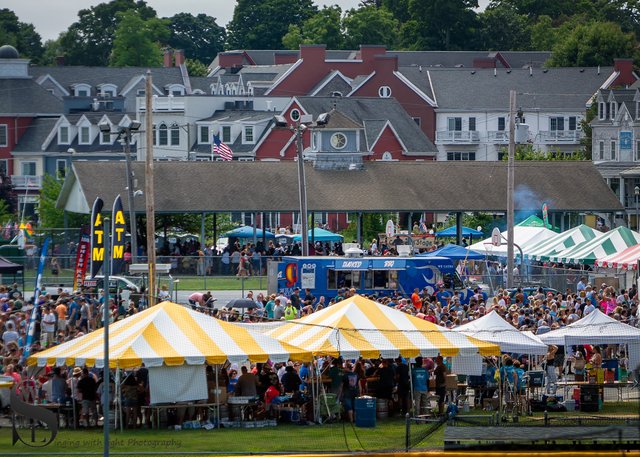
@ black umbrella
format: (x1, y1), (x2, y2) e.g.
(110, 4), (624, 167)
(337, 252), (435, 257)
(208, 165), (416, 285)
(226, 298), (258, 310)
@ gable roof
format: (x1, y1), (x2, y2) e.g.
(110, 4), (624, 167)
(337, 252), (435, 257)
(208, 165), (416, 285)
(0, 79), (63, 115)
(428, 67), (614, 111)
(12, 118), (58, 152)
(29, 66), (186, 96)
(59, 161), (622, 214)
(295, 96), (437, 154)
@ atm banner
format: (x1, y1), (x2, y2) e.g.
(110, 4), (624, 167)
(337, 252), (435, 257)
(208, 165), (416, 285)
(111, 195), (126, 275)
(90, 197), (104, 279)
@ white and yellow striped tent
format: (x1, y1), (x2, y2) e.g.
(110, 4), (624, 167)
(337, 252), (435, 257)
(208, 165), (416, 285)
(267, 295), (500, 359)
(28, 301), (311, 369)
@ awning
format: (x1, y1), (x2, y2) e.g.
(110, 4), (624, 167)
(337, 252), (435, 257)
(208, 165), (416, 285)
(595, 243), (640, 270)
(549, 226), (640, 265)
(524, 224), (603, 261)
(29, 301), (311, 368)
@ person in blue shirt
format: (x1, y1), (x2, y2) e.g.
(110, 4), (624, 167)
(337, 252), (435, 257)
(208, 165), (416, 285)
(412, 357), (429, 416)
(436, 284), (451, 307)
(67, 298), (80, 329)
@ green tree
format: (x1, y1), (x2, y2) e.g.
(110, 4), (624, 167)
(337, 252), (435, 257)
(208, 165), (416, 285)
(38, 175), (87, 229)
(340, 213), (394, 248)
(580, 103), (597, 160)
(406, 0), (479, 50)
(382, 0), (411, 23)
(226, 0), (317, 49)
(60, 0), (157, 66)
(489, 0), (577, 20)
(499, 144), (587, 160)
(343, 6), (400, 49)
(167, 13), (225, 66)
(185, 58), (209, 76)
(476, 3), (532, 50)
(547, 21), (638, 67)
(110, 10), (169, 67)
(0, 9), (44, 62)
(530, 15), (558, 51)
(282, 6), (345, 49)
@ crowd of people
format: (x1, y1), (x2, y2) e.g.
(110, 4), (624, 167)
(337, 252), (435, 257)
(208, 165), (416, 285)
(1, 268), (638, 426)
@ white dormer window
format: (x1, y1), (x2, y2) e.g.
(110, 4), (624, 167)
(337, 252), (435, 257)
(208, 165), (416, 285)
(221, 125), (231, 143)
(74, 83), (91, 97)
(378, 86), (392, 98)
(243, 125), (254, 144)
(238, 86), (245, 95)
(100, 84), (117, 97)
(610, 102), (617, 120)
(599, 102), (606, 120)
(247, 85), (254, 96)
(79, 126), (91, 145)
(225, 84), (232, 95)
(100, 128), (111, 144)
(59, 126), (70, 144)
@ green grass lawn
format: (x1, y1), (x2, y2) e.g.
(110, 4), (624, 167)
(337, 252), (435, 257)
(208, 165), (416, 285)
(1, 402), (637, 456)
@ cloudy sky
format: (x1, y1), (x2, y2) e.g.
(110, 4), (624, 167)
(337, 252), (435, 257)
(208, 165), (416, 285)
(4, 0), (362, 41)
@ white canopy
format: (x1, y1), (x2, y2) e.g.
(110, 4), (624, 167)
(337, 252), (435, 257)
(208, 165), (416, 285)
(468, 226), (556, 257)
(537, 309), (640, 346)
(454, 310), (548, 355)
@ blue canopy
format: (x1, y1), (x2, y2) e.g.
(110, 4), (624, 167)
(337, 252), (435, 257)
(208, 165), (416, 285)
(435, 226), (484, 237)
(224, 226), (275, 239)
(417, 243), (484, 261)
(293, 228), (343, 242)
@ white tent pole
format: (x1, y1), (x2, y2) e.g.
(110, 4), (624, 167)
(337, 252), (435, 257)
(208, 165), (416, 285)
(215, 365), (220, 429)
(117, 368), (123, 432)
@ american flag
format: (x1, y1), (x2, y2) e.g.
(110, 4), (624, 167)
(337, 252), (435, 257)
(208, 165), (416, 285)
(419, 213), (428, 233)
(212, 134), (233, 161)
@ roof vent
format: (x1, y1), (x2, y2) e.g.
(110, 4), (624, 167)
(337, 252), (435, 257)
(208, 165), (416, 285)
(343, 243), (364, 257)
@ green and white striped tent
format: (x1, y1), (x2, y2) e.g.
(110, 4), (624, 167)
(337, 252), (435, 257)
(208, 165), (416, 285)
(524, 224), (603, 261)
(548, 226), (640, 265)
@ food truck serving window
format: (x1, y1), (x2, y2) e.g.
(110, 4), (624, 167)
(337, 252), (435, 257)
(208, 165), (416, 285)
(328, 270), (362, 289)
(365, 270), (398, 289)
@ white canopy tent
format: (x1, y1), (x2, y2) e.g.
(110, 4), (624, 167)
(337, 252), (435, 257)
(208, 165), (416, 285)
(537, 309), (640, 370)
(454, 310), (548, 355)
(468, 226), (556, 257)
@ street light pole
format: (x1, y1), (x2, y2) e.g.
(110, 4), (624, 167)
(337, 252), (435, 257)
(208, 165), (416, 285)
(122, 129), (138, 263)
(295, 123), (309, 256)
(507, 90), (516, 288)
(635, 185), (639, 231)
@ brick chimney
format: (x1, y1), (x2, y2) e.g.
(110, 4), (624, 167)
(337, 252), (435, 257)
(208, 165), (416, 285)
(163, 49), (173, 68)
(218, 52), (244, 69)
(299, 44), (326, 62)
(358, 45), (387, 63)
(275, 51), (299, 65)
(612, 58), (636, 87)
(174, 49), (185, 66)
(372, 55), (398, 73)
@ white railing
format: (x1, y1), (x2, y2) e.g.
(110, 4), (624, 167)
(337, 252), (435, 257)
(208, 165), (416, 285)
(487, 131), (509, 143)
(11, 175), (43, 189)
(538, 130), (582, 143)
(150, 97), (185, 112)
(435, 130), (480, 143)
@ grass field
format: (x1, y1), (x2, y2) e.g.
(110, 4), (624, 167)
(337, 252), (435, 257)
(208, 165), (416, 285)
(1, 402), (637, 456)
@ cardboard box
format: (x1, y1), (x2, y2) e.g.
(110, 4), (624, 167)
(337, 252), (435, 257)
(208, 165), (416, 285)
(208, 384), (227, 404)
(445, 374), (458, 390)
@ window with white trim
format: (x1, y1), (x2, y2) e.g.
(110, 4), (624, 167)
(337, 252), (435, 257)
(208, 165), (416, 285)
(56, 159), (66, 179)
(79, 126), (91, 144)
(598, 141), (604, 160)
(290, 109), (300, 122)
(0, 159), (7, 176)
(468, 117), (476, 131)
(378, 86), (392, 98)
(21, 161), (36, 176)
(447, 152), (476, 161)
(222, 126), (231, 143)
(199, 125), (210, 143)
(74, 84), (91, 97)
(599, 102), (606, 120)
(498, 117), (506, 131)
(100, 128), (111, 144)
(611, 140), (616, 160)
(158, 124), (168, 146)
(550, 117), (565, 131)
(0, 125), (7, 147)
(170, 123), (180, 146)
(447, 117), (462, 131)
(610, 102), (617, 120)
(244, 125), (254, 143)
(330, 132), (347, 150)
(568, 116), (577, 131)
(100, 84), (117, 97)
(59, 126), (69, 144)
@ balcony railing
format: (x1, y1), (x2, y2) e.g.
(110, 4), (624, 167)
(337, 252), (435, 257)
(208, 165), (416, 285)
(487, 131), (509, 143)
(11, 175), (43, 190)
(538, 130), (582, 143)
(435, 130), (480, 144)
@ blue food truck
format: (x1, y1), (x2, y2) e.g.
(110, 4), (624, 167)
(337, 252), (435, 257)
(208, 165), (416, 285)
(272, 256), (478, 303)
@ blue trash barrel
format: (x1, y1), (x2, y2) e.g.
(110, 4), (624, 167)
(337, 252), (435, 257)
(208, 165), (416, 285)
(355, 396), (376, 428)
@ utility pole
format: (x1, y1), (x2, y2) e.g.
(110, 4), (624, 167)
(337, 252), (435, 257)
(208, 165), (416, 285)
(145, 70), (157, 306)
(507, 90), (516, 288)
(295, 125), (309, 256)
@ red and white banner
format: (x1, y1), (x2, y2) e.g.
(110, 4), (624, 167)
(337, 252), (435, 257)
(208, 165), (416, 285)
(73, 231), (91, 291)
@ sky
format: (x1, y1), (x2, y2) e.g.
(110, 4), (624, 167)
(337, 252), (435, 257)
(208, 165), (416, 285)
(3, 0), (362, 42)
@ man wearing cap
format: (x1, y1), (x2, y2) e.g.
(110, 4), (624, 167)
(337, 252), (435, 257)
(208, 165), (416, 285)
(436, 285), (450, 307)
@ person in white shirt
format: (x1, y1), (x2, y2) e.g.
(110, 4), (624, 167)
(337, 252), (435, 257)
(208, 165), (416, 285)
(583, 299), (596, 315)
(41, 307), (57, 347)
